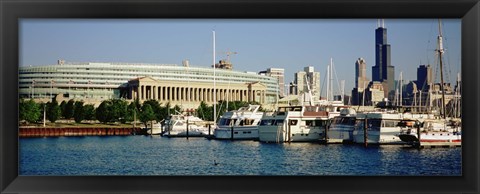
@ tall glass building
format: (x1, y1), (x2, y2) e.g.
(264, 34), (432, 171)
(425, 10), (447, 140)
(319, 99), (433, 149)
(372, 20), (395, 99)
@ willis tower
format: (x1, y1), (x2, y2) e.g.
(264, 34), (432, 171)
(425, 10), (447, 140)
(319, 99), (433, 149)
(372, 19), (395, 100)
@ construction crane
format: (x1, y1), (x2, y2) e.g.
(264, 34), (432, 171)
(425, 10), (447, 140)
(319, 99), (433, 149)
(218, 50), (238, 62)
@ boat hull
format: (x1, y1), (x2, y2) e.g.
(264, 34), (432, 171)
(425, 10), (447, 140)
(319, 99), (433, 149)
(213, 126), (259, 140)
(258, 125), (323, 143)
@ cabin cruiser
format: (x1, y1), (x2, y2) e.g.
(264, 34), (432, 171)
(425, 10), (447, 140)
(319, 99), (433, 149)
(326, 108), (360, 143)
(213, 105), (264, 140)
(352, 111), (436, 144)
(162, 115), (211, 137)
(258, 105), (331, 143)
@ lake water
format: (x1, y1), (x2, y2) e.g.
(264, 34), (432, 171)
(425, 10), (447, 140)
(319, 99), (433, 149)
(19, 136), (461, 176)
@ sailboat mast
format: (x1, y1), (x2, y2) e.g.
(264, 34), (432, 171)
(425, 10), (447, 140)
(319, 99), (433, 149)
(437, 19), (447, 119)
(400, 71), (403, 106)
(326, 64), (330, 101)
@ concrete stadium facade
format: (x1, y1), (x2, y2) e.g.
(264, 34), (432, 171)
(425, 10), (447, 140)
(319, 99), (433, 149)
(19, 61), (279, 109)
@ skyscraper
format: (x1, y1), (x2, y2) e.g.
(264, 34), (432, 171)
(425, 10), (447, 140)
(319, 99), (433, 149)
(352, 58), (369, 105)
(372, 19), (395, 100)
(416, 64), (433, 92)
(355, 58), (368, 90)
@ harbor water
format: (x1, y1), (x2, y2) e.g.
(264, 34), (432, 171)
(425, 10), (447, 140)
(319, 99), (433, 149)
(20, 136), (461, 176)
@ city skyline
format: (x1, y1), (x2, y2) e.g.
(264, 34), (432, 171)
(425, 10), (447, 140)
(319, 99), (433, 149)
(20, 19), (461, 97)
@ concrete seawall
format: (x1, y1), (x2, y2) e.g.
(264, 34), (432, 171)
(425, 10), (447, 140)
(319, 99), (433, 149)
(19, 127), (143, 137)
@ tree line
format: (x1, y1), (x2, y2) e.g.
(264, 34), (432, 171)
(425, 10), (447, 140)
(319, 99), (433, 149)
(19, 98), (261, 127)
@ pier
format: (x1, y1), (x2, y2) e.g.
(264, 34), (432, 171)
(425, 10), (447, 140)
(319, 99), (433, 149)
(19, 127), (142, 137)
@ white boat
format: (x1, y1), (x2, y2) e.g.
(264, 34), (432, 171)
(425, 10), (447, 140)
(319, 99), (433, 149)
(326, 108), (360, 143)
(258, 105), (330, 143)
(398, 119), (461, 147)
(352, 111), (436, 145)
(146, 122), (163, 135)
(213, 105), (264, 140)
(162, 115), (212, 137)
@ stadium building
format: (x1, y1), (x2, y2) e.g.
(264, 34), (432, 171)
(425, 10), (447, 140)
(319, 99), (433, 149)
(19, 60), (279, 109)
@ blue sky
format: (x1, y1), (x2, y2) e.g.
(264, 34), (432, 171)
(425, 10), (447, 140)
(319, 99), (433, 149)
(20, 19), (461, 94)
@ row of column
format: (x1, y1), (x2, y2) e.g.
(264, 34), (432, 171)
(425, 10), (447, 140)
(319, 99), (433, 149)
(133, 85), (267, 103)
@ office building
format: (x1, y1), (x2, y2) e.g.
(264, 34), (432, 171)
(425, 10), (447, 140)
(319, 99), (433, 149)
(293, 66), (320, 99)
(372, 19), (395, 100)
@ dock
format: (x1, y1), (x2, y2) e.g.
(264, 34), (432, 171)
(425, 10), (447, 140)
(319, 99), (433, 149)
(415, 141), (461, 148)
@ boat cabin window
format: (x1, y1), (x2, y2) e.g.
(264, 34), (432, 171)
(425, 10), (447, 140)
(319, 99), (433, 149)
(306, 120), (328, 127)
(260, 119), (271, 126)
(260, 119), (285, 126)
(382, 120), (399, 127)
(367, 119), (382, 129)
(243, 119), (255, 126)
(219, 118), (237, 126)
(289, 120), (298, 126)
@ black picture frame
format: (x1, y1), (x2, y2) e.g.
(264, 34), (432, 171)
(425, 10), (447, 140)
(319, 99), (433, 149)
(1, 0), (479, 193)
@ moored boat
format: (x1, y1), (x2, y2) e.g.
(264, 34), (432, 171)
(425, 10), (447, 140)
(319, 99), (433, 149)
(397, 119), (461, 148)
(213, 104), (264, 140)
(162, 115), (212, 137)
(326, 108), (360, 144)
(258, 105), (330, 143)
(352, 111), (435, 145)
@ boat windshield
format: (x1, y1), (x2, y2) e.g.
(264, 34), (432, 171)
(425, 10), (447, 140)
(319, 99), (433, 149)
(330, 117), (356, 127)
(260, 119), (284, 126)
(218, 118), (237, 126)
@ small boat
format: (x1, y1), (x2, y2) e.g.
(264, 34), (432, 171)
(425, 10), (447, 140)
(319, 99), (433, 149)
(146, 122), (163, 135)
(162, 115), (212, 137)
(397, 119), (461, 148)
(213, 105), (264, 140)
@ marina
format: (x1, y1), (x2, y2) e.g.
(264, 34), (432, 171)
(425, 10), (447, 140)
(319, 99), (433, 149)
(17, 19), (463, 176)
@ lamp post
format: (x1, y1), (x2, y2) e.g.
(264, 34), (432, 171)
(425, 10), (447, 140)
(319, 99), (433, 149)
(31, 80), (35, 99)
(50, 80), (54, 99)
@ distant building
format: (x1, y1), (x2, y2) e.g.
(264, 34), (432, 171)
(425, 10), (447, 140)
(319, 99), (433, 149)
(262, 68), (285, 97)
(364, 81), (386, 106)
(355, 58), (369, 90)
(372, 20), (395, 100)
(19, 60), (279, 109)
(293, 66), (320, 99)
(416, 64), (433, 92)
(351, 58), (370, 105)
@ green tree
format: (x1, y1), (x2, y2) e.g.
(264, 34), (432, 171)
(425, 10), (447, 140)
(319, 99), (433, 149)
(19, 99), (41, 124)
(59, 100), (67, 118)
(64, 99), (75, 120)
(47, 100), (61, 123)
(36, 102), (46, 123)
(109, 99), (128, 123)
(73, 101), (85, 123)
(83, 104), (95, 121)
(96, 100), (110, 124)
(143, 99), (161, 121)
(140, 104), (155, 128)
(196, 101), (213, 121)
(125, 102), (138, 123)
